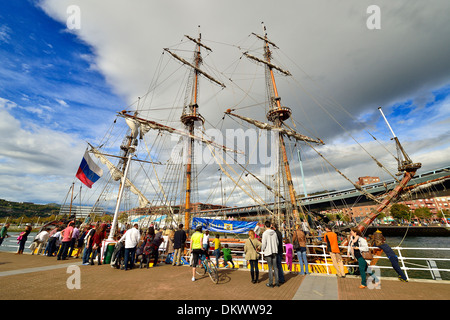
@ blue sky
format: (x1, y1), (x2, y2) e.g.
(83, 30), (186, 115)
(0, 0), (449, 206)
(0, 1), (125, 204)
(0, 1), (124, 138)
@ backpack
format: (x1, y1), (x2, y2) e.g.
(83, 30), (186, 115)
(152, 235), (163, 249)
(85, 229), (95, 245)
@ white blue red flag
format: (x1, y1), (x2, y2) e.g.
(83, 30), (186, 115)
(76, 150), (103, 188)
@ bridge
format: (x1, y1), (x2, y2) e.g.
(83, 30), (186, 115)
(197, 166), (450, 218)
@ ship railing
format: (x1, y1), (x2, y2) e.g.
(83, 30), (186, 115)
(194, 242), (450, 281)
(300, 244), (450, 281)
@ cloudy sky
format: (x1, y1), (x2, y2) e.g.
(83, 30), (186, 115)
(1, 0), (449, 208)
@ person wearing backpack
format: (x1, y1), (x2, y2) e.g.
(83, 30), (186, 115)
(151, 227), (164, 267)
(172, 224), (187, 266)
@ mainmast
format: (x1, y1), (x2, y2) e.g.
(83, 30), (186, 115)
(164, 28), (225, 232)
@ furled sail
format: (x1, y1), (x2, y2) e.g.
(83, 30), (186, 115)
(163, 48), (226, 88)
(225, 110), (324, 145)
(119, 111), (242, 154)
(90, 146), (150, 208)
(243, 52), (291, 76)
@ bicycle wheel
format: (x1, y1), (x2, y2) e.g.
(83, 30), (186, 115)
(196, 260), (207, 275)
(206, 259), (219, 284)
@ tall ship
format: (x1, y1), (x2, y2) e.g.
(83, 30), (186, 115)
(54, 25), (450, 269)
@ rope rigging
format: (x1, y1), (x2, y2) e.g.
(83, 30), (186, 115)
(69, 30), (428, 244)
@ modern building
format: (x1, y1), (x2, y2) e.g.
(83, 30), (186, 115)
(58, 204), (105, 219)
(320, 196), (450, 220)
(402, 196), (450, 215)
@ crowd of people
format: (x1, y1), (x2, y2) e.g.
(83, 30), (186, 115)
(0, 218), (409, 288)
(243, 220), (408, 288)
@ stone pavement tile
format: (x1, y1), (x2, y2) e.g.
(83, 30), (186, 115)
(2, 252), (448, 301)
(0, 252), (304, 300)
(292, 274), (338, 300)
(0, 251), (79, 271)
(337, 276), (450, 300)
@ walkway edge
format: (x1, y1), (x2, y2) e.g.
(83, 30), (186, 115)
(292, 274), (338, 300)
(0, 261), (82, 277)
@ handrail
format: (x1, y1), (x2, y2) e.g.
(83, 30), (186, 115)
(307, 244), (450, 280)
(3, 234), (449, 280)
(179, 241), (450, 281)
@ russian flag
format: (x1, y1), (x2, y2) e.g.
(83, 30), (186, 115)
(76, 150), (103, 188)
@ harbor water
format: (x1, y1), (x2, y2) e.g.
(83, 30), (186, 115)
(378, 236), (450, 281)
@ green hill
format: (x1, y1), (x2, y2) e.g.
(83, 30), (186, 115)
(0, 199), (60, 218)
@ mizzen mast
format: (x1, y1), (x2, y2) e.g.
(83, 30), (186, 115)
(228, 24), (323, 225)
(258, 25), (302, 225)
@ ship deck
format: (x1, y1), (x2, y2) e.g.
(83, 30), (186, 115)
(1, 251), (448, 303)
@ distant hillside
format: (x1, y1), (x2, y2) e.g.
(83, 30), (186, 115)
(0, 199), (60, 218)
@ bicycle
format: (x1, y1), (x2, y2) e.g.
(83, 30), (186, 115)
(196, 254), (219, 284)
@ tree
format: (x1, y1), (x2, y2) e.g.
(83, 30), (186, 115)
(376, 210), (386, 220)
(414, 207), (432, 220)
(390, 204), (411, 221)
(440, 209), (450, 219)
(118, 212), (129, 225)
(100, 215), (112, 223)
(340, 212), (351, 223)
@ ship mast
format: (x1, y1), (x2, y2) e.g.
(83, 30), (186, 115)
(108, 114), (138, 241)
(226, 25), (422, 240)
(261, 25), (302, 225)
(229, 24), (324, 226)
(164, 28), (225, 232)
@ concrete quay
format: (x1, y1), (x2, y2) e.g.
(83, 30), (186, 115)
(1, 251), (449, 301)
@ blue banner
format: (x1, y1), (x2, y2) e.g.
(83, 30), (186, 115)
(192, 218), (257, 234)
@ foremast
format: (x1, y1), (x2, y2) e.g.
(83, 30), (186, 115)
(108, 115), (138, 241)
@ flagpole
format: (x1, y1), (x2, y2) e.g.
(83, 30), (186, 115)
(108, 147), (135, 241)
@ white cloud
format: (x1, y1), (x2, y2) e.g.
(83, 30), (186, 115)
(36, 0), (450, 135)
(3, 0), (448, 207)
(0, 98), (86, 203)
(56, 99), (69, 107)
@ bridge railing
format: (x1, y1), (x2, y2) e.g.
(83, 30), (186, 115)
(195, 166), (450, 215)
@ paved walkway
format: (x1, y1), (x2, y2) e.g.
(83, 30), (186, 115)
(1, 252), (449, 301)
